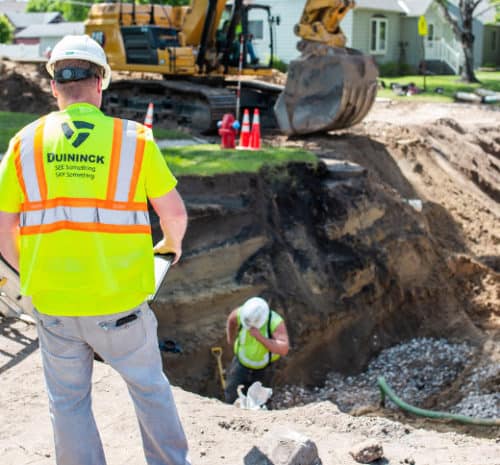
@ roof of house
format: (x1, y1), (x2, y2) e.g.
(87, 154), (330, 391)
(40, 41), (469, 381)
(5, 11), (62, 28)
(402, 0), (434, 17)
(473, 0), (499, 23)
(15, 21), (84, 38)
(354, 0), (407, 14)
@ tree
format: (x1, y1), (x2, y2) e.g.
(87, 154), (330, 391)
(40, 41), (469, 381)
(0, 14), (13, 43)
(27, 0), (190, 22)
(436, 0), (500, 82)
(27, 0), (95, 21)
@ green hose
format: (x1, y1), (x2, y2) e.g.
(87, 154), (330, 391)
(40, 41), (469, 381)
(377, 376), (500, 426)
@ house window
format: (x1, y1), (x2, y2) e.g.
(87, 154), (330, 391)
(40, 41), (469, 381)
(370, 17), (387, 54)
(248, 20), (263, 40)
(427, 23), (434, 46)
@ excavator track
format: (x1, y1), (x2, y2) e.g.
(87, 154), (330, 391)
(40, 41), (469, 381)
(102, 77), (284, 134)
(102, 79), (237, 133)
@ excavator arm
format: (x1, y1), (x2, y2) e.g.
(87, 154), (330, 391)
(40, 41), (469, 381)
(294, 0), (352, 47)
(274, 0), (379, 135)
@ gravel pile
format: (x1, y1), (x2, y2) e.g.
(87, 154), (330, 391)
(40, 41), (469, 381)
(449, 362), (500, 418)
(271, 338), (499, 419)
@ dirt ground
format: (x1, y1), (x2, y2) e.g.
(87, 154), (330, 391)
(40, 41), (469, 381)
(0, 61), (499, 464)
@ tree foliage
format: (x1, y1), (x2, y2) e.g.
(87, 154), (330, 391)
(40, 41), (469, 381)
(0, 14), (13, 43)
(26, 0), (190, 21)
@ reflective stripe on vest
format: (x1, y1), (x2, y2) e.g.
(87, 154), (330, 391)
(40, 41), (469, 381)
(15, 117), (149, 235)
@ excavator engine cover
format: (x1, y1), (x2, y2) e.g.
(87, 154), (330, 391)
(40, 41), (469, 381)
(274, 41), (379, 135)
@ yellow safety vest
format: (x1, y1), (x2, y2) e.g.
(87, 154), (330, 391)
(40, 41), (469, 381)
(7, 103), (176, 316)
(234, 308), (283, 369)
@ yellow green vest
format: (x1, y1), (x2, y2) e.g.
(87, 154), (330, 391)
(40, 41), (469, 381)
(234, 307), (283, 369)
(4, 103), (176, 315)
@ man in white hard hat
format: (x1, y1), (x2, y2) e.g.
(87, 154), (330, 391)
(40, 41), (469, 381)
(225, 296), (289, 403)
(0, 35), (191, 465)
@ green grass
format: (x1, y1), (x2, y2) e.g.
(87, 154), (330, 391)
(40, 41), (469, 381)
(377, 71), (500, 103)
(153, 127), (192, 140)
(162, 144), (318, 176)
(0, 112), (198, 153)
(0, 111), (40, 153)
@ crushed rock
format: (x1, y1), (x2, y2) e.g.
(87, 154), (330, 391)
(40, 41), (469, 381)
(271, 337), (499, 420)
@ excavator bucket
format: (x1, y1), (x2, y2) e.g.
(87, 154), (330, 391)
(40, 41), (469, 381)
(274, 42), (379, 135)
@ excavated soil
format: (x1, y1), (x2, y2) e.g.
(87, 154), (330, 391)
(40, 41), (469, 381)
(0, 62), (499, 464)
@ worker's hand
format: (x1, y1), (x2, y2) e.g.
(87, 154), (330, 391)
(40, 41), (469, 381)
(153, 238), (181, 265)
(249, 327), (263, 340)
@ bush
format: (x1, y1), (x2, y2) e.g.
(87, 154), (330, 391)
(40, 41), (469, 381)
(271, 56), (288, 73)
(0, 14), (13, 43)
(378, 61), (415, 77)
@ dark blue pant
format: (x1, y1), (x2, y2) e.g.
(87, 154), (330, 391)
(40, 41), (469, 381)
(224, 356), (274, 404)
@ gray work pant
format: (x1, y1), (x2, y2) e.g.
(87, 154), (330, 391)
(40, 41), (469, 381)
(34, 302), (191, 465)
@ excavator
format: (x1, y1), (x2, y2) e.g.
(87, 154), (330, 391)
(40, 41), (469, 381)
(84, 0), (378, 135)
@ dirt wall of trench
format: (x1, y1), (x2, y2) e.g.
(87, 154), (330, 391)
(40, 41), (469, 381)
(149, 161), (483, 399)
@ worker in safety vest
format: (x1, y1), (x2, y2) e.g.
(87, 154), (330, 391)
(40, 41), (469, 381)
(0, 35), (191, 465)
(225, 296), (289, 404)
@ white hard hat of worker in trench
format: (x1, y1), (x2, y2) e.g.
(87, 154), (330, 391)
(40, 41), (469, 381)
(240, 297), (270, 329)
(45, 34), (112, 90)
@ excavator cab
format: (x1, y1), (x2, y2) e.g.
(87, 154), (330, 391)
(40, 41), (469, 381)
(215, 4), (277, 71)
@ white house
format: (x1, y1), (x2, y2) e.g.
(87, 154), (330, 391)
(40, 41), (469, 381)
(15, 21), (84, 55)
(252, 0), (500, 72)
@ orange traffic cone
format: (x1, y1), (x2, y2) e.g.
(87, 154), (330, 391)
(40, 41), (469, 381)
(238, 109), (251, 149)
(144, 102), (154, 129)
(249, 108), (261, 150)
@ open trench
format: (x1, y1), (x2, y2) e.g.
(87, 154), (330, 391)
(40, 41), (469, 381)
(144, 116), (500, 427)
(149, 156), (493, 404)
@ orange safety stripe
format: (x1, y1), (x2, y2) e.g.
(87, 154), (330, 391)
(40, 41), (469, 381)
(20, 221), (151, 236)
(107, 118), (123, 201)
(21, 197), (148, 212)
(128, 124), (146, 203)
(33, 119), (47, 200)
(13, 137), (28, 201)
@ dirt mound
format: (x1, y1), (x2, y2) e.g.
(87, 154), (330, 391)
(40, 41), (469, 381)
(0, 60), (55, 114)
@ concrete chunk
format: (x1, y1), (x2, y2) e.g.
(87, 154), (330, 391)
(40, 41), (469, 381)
(247, 429), (322, 465)
(349, 440), (384, 463)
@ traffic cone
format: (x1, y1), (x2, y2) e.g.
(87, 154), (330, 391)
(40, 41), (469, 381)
(144, 102), (154, 129)
(249, 108), (261, 150)
(237, 109), (251, 149)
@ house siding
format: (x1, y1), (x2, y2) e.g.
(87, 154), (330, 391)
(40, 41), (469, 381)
(252, 0), (302, 64)
(14, 37), (38, 45)
(482, 25), (500, 66)
(351, 10), (402, 65)
(400, 18), (420, 70)
(251, 2), (356, 64)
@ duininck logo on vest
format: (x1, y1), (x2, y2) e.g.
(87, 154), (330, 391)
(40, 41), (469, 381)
(47, 121), (104, 181)
(62, 121), (94, 148)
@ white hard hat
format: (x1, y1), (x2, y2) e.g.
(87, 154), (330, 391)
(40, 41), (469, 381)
(46, 35), (111, 90)
(240, 297), (269, 329)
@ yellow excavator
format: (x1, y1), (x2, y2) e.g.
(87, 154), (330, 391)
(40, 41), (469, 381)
(84, 0), (378, 135)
